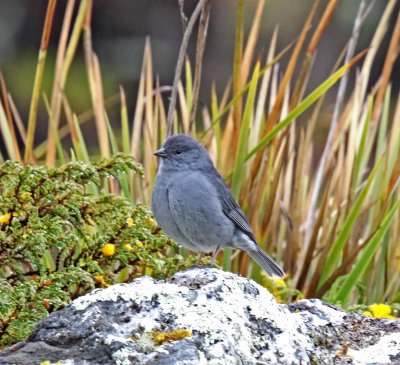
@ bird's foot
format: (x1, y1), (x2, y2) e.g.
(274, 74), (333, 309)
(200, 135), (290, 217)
(210, 246), (221, 265)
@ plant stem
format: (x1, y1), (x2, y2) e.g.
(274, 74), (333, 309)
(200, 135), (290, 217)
(166, 0), (207, 137)
(303, 0), (368, 249)
(189, 0), (211, 131)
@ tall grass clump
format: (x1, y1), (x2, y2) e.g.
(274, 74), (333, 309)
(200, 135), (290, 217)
(0, 0), (399, 313)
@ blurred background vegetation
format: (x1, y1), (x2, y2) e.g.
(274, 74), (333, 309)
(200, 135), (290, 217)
(0, 0), (400, 348)
(0, 1), (397, 150)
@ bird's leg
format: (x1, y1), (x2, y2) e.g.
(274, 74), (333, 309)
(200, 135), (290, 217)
(196, 252), (205, 265)
(210, 246), (221, 265)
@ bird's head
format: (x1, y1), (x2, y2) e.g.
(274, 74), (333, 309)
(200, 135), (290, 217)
(154, 134), (212, 171)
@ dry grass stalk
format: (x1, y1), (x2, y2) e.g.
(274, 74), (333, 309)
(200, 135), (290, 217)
(25, 0), (57, 163)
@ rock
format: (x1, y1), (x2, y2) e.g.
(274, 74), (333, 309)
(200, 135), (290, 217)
(1, 267), (399, 365)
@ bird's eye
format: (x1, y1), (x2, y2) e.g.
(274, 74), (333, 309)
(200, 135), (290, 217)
(175, 150), (182, 156)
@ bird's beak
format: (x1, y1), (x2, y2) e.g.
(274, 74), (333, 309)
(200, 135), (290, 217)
(154, 147), (167, 158)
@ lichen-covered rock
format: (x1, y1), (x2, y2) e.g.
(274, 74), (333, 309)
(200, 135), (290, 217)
(1, 268), (399, 365)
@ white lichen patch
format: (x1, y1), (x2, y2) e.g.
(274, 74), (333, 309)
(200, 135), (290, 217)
(74, 276), (191, 309)
(78, 305), (101, 325)
(57, 360), (75, 365)
(104, 334), (134, 346)
(348, 332), (400, 364)
(73, 277), (154, 311)
(292, 299), (346, 328)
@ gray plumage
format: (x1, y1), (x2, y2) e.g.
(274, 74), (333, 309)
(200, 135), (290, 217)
(151, 134), (284, 277)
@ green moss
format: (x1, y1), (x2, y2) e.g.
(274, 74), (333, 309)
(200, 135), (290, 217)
(0, 155), (194, 349)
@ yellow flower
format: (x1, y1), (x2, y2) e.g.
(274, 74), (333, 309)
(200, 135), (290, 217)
(95, 275), (110, 287)
(101, 243), (115, 257)
(363, 311), (373, 317)
(369, 303), (394, 319)
(124, 243), (133, 251)
(146, 217), (156, 226)
(0, 213), (11, 224)
(273, 278), (287, 288)
(126, 217), (134, 227)
(262, 276), (288, 303)
(135, 240), (144, 247)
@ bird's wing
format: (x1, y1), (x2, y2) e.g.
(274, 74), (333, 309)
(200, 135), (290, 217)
(207, 170), (256, 242)
(167, 172), (234, 251)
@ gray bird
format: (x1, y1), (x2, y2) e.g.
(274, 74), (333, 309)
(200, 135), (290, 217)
(152, 134), (284, 277)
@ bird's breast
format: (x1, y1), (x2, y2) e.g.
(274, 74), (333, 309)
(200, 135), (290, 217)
(152, 173), (189, 245)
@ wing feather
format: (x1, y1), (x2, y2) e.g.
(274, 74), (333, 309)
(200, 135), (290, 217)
(208, 170), (256, 242)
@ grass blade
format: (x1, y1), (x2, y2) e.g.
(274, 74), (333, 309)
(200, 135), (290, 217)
(333, 199), (400, 305)
(231, 62), (260, 198)
(245, 51), (367, 161)
(318, 157), (383, 287)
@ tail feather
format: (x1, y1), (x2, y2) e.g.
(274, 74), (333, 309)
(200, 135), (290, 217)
(248, 248), (285, 278)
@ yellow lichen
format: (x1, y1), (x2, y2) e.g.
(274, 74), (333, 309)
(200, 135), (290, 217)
(150, 329), (192, 345)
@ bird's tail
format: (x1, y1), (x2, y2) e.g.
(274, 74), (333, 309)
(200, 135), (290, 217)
(248, 247), (285, 278)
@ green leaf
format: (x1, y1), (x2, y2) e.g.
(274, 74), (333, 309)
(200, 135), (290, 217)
(231, 62), (260, 199)
(185, 58), (193, 116)
(106, 114), (119, 154)
(43, 93), (65, 164)
(120, 89), (130, 155)
(318, 157), (383, 287)
(353, 95), (373, 188)
(333, 198), (400, 305)
(72, 114), (90, 163)
(106, 117), (132, 201)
